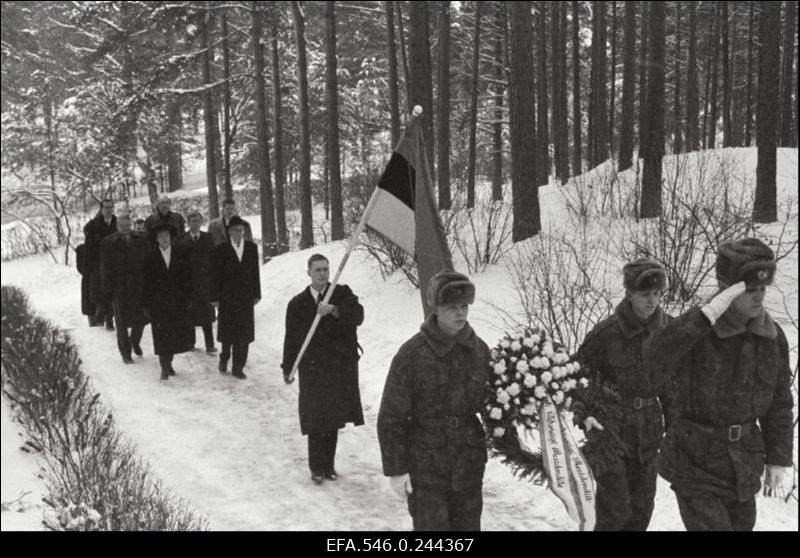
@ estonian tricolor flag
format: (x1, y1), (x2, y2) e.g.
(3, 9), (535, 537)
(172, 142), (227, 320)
(365, 116), (453, 317)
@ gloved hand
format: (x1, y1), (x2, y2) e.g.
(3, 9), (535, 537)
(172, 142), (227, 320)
(701, 281), (746, 325)
(584, 416), (604, 432)
(390, 473), (413, 499)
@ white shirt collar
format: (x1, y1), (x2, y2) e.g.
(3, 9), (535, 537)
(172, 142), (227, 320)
(231, 237), (244, 261)
(309, 284), (328, 301)
(160, 244), (171, 267)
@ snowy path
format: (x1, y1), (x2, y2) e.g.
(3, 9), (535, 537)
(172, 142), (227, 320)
(3, 250), (796, 531)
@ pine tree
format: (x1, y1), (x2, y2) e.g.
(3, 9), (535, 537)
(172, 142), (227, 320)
(571, 0), (582, 176)
(438, 1), (453, 210)
(640, 1), (665, 219)
(685, 1), (700, 151)
(618, 0), (637, 171)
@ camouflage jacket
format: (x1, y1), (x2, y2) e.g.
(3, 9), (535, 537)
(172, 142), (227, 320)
(377, 315), (491, 491)
(573, 300), (673, 462)
(645, 307), (794, 501)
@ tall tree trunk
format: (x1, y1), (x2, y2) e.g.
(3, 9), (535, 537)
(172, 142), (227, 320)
(722, 2), (733, 147)
(638, 0), (649, 160)
(708, 3), (721, 149)
(271, 13), (288, 254)
(166, 94), (183, 192)
(673, 2), (683, 154)
(559, 4), (569, 178)
(291, 1), (314, 248)
(619, 0), (636, 170)
(324, 2), (344, 240)
(385, 1), (401, 147)
(491, 3), (506, 201)
(438, 1), (453, 209)
(572, 0), (582, 175)
(43, 93), (64, 245)
(221, 12), (233, 199)
(536, 1), (549, 185)
(744, 1), (755, 147)
(200, 12), (220, 219)
(608, 1), (617, 157)
(395, 1), (412, 107)
(685, 1), (699, 151)
(408, 1), (435, 190)
(509, 1), (540, 241)
(779, 0), (797, 146)
(553, 2), (569, 181)
(592, 1), (608, 167)
(551, 2), (563, 180)
(641, 1), (665, 219)
(251, 2), (277, 259)
(465, 1), (480, 208)
(753, 1), (781, 223)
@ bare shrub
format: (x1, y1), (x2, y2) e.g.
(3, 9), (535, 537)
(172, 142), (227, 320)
(444, 188), (513, 274)
(495, 224), (616, 352)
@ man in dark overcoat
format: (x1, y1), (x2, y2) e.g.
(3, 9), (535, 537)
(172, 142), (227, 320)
(175, 211), (217, 353)
(281, 254), (365, 485)
(210, 215), (260, 379)
(377, 270), (491, 531)
(573, 258), (672, 531)
(143, 223), (194, 380)
(144, 195), (185, 238)
(645, 238), (794, 531)
(100, 213), (150, 364)
(75, 243), (96, 325)
(83, 198), (116, 329)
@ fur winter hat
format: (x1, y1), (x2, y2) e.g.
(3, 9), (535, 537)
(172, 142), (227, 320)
(716, 238), (776, 287)
(426, 270), (476, 308)
(226, 215), (247, 229)
(623, 257), (667, 291)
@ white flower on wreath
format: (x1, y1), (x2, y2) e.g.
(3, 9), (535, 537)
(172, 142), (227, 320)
(541, 343), (554, 358)
(491, 349), (499, 360)
(580, 377), (589, 388)
(500, 340), (511, 349)
(493, 361), (507, 375)
(551, 366), (564, 379)
(496, 389), (511, 405)
(551, 381), (561, 390)
(493, 427), (506, 438)
(504, 403), (510, 411)
(513, 397), (521, 405)
(516, 360), (530, 373)
(510, 340), (522, 352)
(508, 383), (521, 397)
(552, 352), (569, 365)
(539, 371), (553, 384)
(553, 391), (565, 405)
(530, 333), (541, 345)
(510, 356), (518, 363)
(572, 362), (581, 372)
(490, 407), (503, 420)
(534, 386), (547, 399)
(523, 373), (537, 388)
(523, 337), (535, 348)
(521, 402), (538, 416)
(561, 379), (576, 392)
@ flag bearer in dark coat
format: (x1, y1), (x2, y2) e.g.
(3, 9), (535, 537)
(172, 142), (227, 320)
(75, 243), (96, 325)
(378, 270), (491, 531)
(83, 198), (116, 329)
(210, 216), (261, 379)
(143, 223), (194, 380)
(175, 211), (217, 354)
(281, 254), (365, 485)
(100, 213), (150, 364)
(573, 258), (671, 531)
(144, 195), (185, 238)
(645, 238), (794, 531)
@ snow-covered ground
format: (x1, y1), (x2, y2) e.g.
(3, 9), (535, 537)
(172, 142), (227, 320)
(1, 398), (47, 531)
(1, 147), (797, 531)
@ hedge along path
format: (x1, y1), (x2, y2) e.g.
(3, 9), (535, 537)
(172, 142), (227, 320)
(0, 285), (208, 531)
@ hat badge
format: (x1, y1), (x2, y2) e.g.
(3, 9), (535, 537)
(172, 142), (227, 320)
(757, 269), (769, 280)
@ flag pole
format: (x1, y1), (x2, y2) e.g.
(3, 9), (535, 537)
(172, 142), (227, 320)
(287, 105), (424, 383)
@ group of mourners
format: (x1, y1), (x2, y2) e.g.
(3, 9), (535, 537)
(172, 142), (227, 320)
(77, 196), (793, 532)
(77, 195), (260, 380)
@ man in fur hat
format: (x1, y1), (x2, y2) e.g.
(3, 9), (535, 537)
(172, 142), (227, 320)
(646, 238), (794, 530)
(573, 257), (672, 531)
(378, 270), (491, 531)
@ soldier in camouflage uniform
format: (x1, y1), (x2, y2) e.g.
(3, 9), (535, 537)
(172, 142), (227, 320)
(378, 270), (491, 531)
(574, 258), (671, 531)
(646, 238), (794, 531)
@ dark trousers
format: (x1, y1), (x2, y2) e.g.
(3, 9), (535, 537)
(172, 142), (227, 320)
(308, 430), (338, 474)
(193, 323), (215, 349)
(220, 341), (249, 373)
(94, 302), (113, 326)
(675, 490), (757, 531)
(595, 453), (658, 531)
(407, 484), (483, 531)
(113, 301), (143, 360)
(158, 353), (173, 370)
